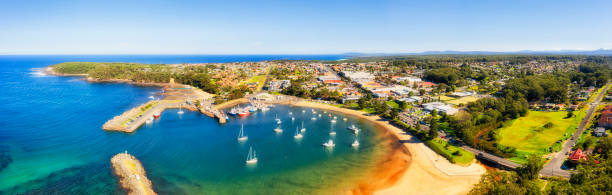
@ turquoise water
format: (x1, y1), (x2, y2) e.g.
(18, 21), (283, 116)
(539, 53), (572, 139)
(0, 55), (392, 194)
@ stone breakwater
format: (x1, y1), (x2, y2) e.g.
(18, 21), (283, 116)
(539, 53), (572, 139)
(102, 100), (190, 132)
(110, 153), (156, 195)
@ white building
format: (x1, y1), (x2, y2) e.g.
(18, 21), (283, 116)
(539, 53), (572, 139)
(450, 91), (474, 97)
(400, 96), (423, 103)
(422, 102), (458, 115)
(341, 71), (375, 82)
(390, 85), (417, 97)
(393, 76), (422, 84)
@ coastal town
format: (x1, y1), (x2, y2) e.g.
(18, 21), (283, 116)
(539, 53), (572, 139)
(45, 54), (612, 194)
(4, 1), (612, 194)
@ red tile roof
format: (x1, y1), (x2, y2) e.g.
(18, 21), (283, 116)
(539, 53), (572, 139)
(599, 105), (612, 127)
(569, 149), (587, 162)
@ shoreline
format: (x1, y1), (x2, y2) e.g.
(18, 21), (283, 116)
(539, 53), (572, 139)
(290, 101), (485, 195)
(110, 153), (157, 195)
(45, 66), (483, 194)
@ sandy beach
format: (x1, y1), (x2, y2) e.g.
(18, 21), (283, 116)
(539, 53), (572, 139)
(291, 101), (485, 195)
(110, 153), (157, 195)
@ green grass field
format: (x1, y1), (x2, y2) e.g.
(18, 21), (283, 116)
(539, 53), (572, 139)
(446, 96), (480, 105)
(245, 75), (267, 91)
(385, 100), (399, 109)
(497, 109), (585, 162)
(438, 95), (455, 101)
(426, 138), (475, 166)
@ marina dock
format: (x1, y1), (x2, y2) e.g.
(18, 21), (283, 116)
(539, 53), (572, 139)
(102, 100), (189, 132)
(103, 84), (218, 132)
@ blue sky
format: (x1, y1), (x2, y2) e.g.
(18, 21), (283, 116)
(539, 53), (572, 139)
(1, 0), (611, 54)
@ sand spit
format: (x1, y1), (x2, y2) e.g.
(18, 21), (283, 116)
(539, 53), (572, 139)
(111, 153), (157, 195)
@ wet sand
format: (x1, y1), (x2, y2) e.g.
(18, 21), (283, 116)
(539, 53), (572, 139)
(291, 101), (485, 195)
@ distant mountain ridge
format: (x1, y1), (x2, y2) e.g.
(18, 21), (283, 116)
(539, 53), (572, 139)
(343, 49), (612, 57)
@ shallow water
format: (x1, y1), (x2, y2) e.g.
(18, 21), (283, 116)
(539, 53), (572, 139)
(0, 55), (392, 194)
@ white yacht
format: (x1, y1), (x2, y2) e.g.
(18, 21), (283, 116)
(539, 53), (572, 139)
(177, 104), (184, 114)
(311, 117), (317, 120)
(145, 117), (153, 124)
(246, 147), (258, 164)
(274, 125), (283, 133)
(329, 131), (336, 135)
(237, 124), (248, 141)
(352, 138), (360, 147)
(275, 114), (282, 124)
(330, 119), (337, 123)
(294, 127), (303, 139)
(322, 139), (335, 147)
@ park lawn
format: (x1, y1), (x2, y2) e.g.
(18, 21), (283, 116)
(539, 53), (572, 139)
(438, 95), (456, 101)
(446, 96), (480, 105)
(362, 108), (376, 114)
(497, 109), (585, 159)
(426, 138), (475, 166)
(245, 75), (267, 91)
(385, 100), (399, 109)
(343, 103), (359, 109)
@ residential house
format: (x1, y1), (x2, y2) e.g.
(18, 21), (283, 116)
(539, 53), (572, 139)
(599, 105), (612, 128)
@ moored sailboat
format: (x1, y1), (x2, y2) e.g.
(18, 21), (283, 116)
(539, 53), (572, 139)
(246, 147), (258, 164)
(177, 104), (184, 114)
(322, 139), (335, 147)
(352, 138), (360, 147)
(273, 124), (283, 133)
(293, 127), (303, 139)
(238, 124), (248, 141)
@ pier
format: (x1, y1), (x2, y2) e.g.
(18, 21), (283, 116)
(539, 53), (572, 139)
(102, 100), (190, 132)
(103, 84), (216, 132)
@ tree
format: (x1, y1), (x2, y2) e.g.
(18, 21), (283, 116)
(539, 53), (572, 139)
(516, 154), (544, 181)
(419, 89), (426, 96)
(398, 101), (408, 111)
(429, 119), (439, 139)
(566, 111), (574, 119)
(390, 109), (399, 120)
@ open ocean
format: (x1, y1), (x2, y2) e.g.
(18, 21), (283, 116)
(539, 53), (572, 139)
(0, 55), (392, 194)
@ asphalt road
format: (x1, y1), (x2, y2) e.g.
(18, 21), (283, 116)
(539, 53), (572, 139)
(540, 82), (610, 178)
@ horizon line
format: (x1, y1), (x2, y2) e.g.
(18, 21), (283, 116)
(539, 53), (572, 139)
(1, 48), (611, 56)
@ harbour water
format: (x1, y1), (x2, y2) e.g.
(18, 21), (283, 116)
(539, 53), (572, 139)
(0, 55), (392, 194)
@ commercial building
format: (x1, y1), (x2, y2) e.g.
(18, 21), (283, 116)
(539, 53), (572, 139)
(422, 102), (458, 115)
